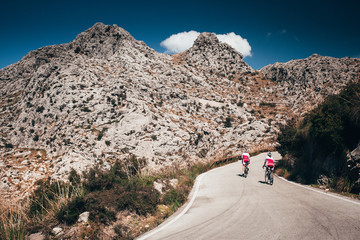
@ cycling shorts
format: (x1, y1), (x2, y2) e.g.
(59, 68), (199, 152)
(266, 166), (274, 171)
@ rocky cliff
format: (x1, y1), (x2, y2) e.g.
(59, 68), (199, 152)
(0, 23), (359, 198)
(261, 54), (360, 114)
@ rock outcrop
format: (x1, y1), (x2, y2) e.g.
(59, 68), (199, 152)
(348, 144), (360, 194)
(261, 54), (360, 115)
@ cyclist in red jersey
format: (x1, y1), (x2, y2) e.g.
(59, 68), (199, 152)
(262, 152), (275, 173)
(242, 149), (250, 175)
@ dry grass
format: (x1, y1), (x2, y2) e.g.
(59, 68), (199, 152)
(0, 198), (29, 240)
(249, 143), (275, 156)
(0, 180), (85, 239)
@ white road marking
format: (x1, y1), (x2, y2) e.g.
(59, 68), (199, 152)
(137, 171), (207, 240)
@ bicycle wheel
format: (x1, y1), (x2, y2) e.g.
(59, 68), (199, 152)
(265, 171), (268, 183)
(270, 174), (273, 185)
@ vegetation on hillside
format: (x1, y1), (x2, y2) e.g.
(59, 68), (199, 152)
(276, 81), (360, 193)
(0, 154), (213, 239)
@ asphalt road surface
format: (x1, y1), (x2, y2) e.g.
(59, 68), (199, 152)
(138, 152), (360, 240)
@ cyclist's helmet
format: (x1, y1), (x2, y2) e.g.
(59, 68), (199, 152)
(244, 149), (248, 153)
(267, 152), (272, 157)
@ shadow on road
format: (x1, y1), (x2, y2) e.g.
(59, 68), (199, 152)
(237, 173), (246, 178)
(258, 181), (268, 184)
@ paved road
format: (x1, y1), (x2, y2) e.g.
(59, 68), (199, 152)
(138, 152), (360, 240)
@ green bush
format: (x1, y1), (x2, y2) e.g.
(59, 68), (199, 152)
(117, 182), (160, 215)
(69, 168), (81, 185)
(57, 197), (86, 225)
(224, 116), (233, 128)
(162, 188), (186, 211)
(83, 166), (117, 191)
(276, 81), (360, 190)
(85, 194), (116, 224)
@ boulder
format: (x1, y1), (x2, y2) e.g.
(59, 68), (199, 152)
(347, 144), (360, 193)
(78, 211), (90, 223)
(28, 232), (45, 240)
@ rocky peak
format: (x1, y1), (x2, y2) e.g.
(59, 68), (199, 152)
(68, 23), (150, 59)
(309, 53), (321, 58)
(181, 32), (253, 75)
(72, 23), (135, 46)
(193, 32), (220, 47)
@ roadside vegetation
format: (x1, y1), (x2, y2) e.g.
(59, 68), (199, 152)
(0, 154), (215, 239)
(276, 81), (360, 194)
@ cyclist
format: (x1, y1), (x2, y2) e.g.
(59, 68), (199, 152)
(242, 149), (250, 175)
(262, 152), (275, 174)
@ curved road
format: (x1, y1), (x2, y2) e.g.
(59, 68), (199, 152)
(138, 152), (360, 240)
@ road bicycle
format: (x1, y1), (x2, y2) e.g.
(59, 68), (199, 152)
(243, 164), (249, 178)
(264, 167), (273, 185)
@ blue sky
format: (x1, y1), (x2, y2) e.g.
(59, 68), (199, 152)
(1, 0), (359, 70)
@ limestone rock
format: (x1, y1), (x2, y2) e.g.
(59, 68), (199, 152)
(78, 211), (90, 223)
(154, 181), (164, 194)
(28, 232), (45, 240)
(260, 54), (360, 115)
(347, 144), (360, 193)
(52, 227), (63, 235)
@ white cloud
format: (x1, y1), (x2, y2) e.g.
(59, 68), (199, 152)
(160, 31), (200, 54)
(160, 31), (252, 57)
(217, 32), (252, 57)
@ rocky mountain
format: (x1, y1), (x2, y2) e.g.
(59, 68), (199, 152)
(0, 23), (359, 198)
(261, 54), (360, 114)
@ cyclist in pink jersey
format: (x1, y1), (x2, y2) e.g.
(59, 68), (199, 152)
(242, 149), (250, 175)
(262, 152), (275, 173)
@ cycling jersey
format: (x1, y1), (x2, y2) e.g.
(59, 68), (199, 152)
(265, 157), (274, 167)
(242, 153), (250, 163)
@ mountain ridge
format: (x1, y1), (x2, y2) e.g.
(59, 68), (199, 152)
(0, 23), (359, 198)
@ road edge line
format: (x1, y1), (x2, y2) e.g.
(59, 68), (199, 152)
(278, 176), (360, 206)
(136, 171), (207, 240)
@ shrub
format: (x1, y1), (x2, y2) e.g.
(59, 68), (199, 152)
(97, 128), (108, 141)
(224, 116), (233, 128)
(276, 81), (360, 190)
(4, 143), (13, 148)
(117, 182), (160, 215)
(36, 106), (45, 113)
(114, 224), (131, 239)
(83, 167), (116, 191)
(85, 194), (116, 224)
(33, 135), (39, 141)
(69, 168), (81, 185)
(162, 188), (186, 212)
(260, 102), (276, 107)
(28, 179), (83, 220)
(56, 197), (86, 225)
(237, 101), (244, 107)
(81, 107), (92, 112)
